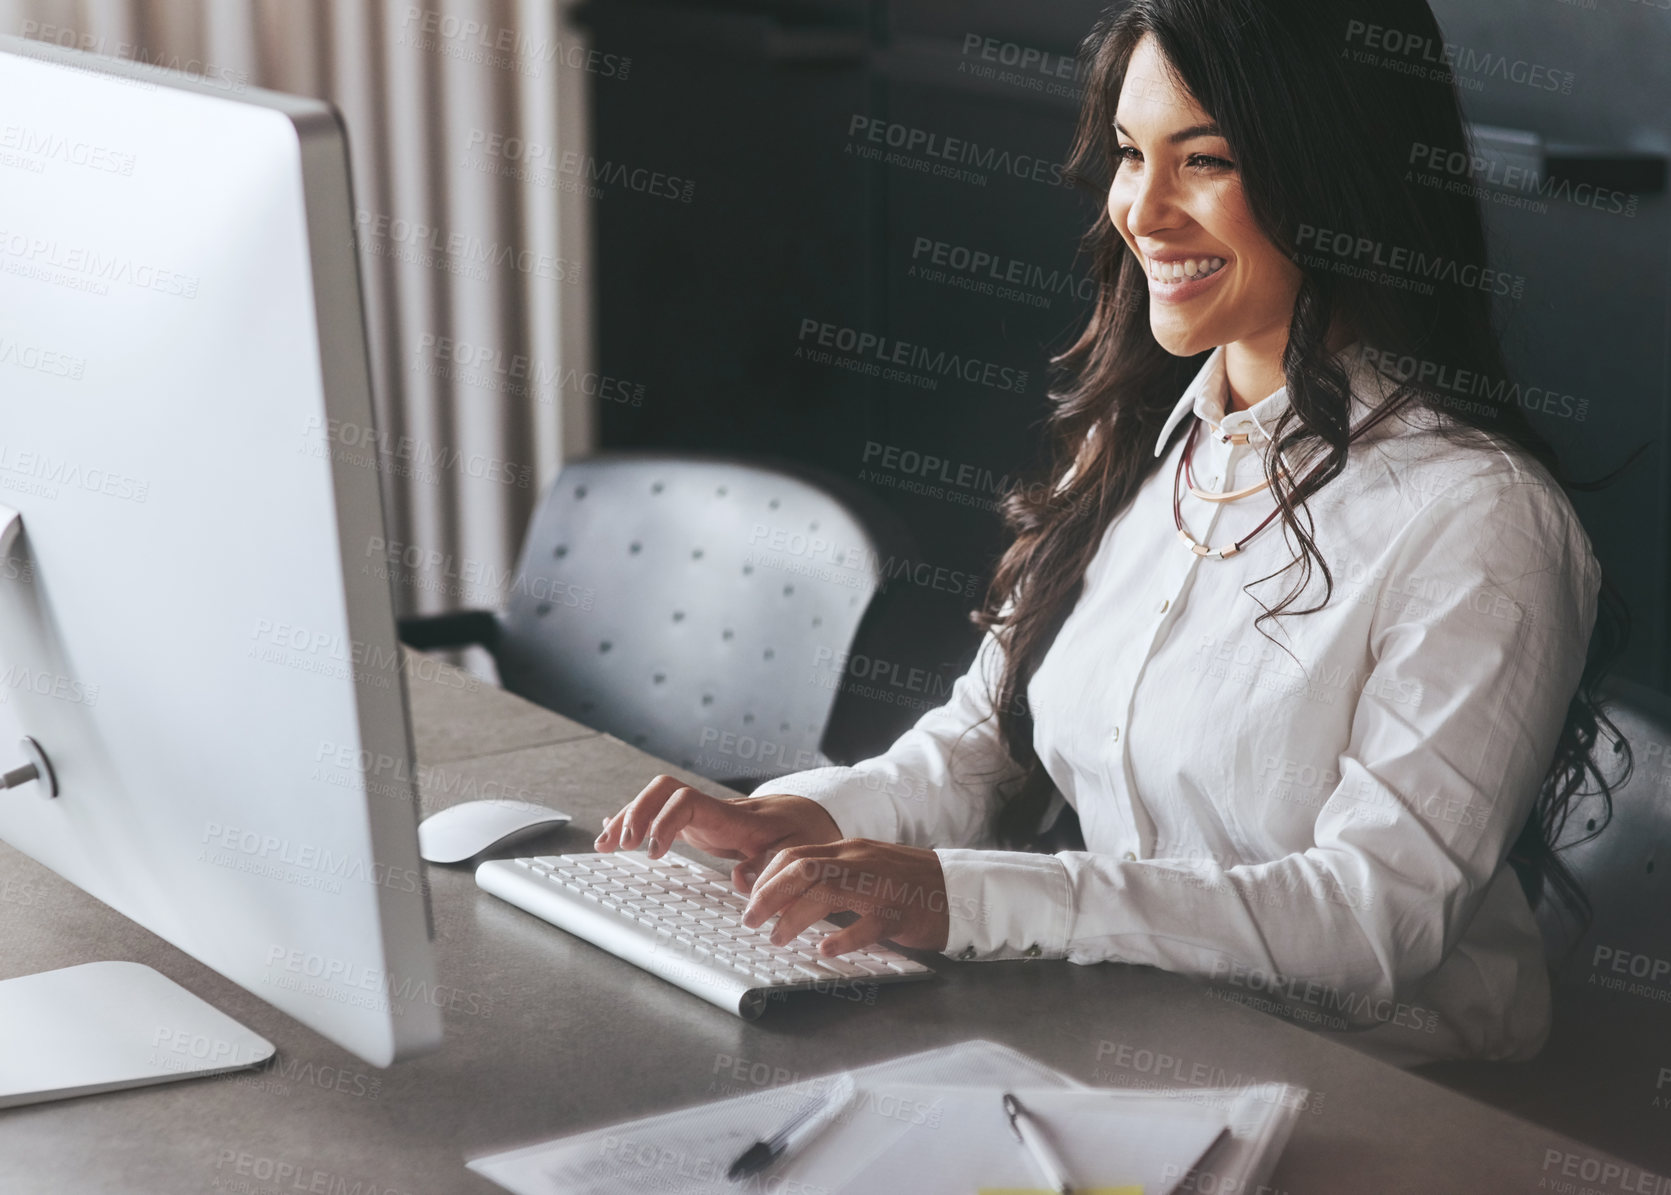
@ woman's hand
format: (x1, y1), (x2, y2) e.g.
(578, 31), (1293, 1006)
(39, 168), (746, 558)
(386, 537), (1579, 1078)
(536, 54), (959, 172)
(741, 839), (951, 956)
(594, 774), (843, 893)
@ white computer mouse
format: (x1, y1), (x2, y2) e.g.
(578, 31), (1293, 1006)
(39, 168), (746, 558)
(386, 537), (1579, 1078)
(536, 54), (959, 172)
(417, 799), (573, 864)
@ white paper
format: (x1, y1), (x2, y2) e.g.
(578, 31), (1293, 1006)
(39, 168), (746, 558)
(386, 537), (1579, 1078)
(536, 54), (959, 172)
(467, 1039), (1084, 1195)
(825, 1083), (1231, 1195)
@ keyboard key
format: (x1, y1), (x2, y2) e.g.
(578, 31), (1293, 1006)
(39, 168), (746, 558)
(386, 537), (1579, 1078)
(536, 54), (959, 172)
(819, 958), (869, 978)
(483, 853), (934, 1016)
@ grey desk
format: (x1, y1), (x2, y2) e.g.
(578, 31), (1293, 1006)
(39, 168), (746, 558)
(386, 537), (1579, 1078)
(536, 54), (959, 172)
(0, 654), (1657, 1194)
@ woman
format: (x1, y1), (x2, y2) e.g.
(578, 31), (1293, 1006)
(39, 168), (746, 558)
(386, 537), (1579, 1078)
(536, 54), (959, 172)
(596, 0), (1626, 1066)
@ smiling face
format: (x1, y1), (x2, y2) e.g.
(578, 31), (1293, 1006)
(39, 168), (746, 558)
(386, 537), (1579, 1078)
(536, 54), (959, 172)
(1107, 35), (1304, 362)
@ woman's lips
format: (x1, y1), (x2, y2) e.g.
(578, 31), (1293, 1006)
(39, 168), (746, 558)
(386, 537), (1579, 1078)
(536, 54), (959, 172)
(1146, 254), (1229, 304)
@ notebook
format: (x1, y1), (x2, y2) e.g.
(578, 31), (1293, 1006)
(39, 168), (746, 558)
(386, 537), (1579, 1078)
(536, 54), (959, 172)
(467, 1039), (1078, 1195)
(466, 1039), (1306, 1195)
(826, 1083), (1261, 1195)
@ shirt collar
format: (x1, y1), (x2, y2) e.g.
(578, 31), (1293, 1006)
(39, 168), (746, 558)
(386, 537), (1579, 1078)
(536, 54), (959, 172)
(1151, 341), (1379, 458)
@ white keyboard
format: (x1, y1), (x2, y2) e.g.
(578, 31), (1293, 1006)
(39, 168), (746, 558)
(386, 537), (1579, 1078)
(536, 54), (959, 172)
(475, 851), (934, 1019)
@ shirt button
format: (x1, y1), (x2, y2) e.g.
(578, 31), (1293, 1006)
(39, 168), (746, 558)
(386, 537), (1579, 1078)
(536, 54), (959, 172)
(1024, 944), (1042, 958)
(1110, 726), (1120, 742)
(1122, 851), (1137, 861)
(1156, 598), (1170, 614)
(958, 946), (977, 961)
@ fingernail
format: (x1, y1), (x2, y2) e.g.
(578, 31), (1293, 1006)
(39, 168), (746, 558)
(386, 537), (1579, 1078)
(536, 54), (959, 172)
(742, 871), (757, 885)
(594, 833), (606, 848)
(646, 835), (659, 856)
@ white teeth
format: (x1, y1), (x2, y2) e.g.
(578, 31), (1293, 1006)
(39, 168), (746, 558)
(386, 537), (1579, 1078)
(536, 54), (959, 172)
(1150, 256), (1226, 283)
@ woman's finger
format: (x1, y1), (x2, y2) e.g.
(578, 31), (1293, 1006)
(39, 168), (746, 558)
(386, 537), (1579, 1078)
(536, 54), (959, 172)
(612, 774), (690, 850)
(817, 911), (891, 957)
(742, 849), (835, 928)
(731, 848), (777, 894)
(766, 885), (847, 947)
(643, 786), (707, 859)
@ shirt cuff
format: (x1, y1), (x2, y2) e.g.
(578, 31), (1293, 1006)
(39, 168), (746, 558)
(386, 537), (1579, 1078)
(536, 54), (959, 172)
(934, 848), (1074, 962)
(748, 767), (901, 844)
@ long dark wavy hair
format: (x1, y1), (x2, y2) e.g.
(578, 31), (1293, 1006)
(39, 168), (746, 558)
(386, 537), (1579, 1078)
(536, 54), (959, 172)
(974, 0), (1631, 923)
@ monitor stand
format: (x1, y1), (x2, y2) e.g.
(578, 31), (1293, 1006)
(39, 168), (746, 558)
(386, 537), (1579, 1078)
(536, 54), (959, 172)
(0, 508), (277, 1106)
(0, 961), (276, 1108)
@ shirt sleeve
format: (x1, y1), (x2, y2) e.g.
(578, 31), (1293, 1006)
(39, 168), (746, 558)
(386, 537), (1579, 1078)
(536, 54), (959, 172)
(933, 477), (1601, 1019)
(748, 622), (1028, 849)
(746, 421), (1100, 848)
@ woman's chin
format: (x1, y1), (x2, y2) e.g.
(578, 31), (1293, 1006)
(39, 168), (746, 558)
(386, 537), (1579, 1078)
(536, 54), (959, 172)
(1149, 319), (1215, 359)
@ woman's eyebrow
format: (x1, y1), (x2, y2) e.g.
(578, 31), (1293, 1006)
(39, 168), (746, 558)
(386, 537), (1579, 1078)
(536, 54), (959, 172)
(1113, 120), (1224, 145)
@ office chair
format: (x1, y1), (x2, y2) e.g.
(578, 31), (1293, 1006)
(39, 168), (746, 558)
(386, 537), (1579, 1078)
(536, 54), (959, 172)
(398, 451), (922, 789)
(1416, 676), (1671, 1172)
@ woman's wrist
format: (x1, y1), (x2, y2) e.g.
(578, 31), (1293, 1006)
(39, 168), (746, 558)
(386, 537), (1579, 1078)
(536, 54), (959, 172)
(745, 792), (844, 844)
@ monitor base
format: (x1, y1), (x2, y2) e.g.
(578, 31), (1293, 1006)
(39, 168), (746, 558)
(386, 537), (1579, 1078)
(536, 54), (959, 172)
(0, 961), (276, 1108)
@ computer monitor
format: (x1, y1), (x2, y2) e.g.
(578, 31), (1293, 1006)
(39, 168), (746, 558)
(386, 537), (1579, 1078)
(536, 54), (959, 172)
(0, 35), (442, 1100)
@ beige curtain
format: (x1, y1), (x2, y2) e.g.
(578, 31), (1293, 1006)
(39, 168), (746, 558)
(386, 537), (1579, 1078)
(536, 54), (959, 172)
(2, 0), (595, 636)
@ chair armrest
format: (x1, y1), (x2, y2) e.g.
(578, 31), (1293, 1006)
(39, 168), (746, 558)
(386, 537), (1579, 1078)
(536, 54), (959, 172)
(397, 609), (501, 653)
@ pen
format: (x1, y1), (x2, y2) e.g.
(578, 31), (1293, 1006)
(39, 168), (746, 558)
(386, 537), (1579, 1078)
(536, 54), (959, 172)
(727, 1071), (856, 1181)
(1003, 1091), (1076, 1195)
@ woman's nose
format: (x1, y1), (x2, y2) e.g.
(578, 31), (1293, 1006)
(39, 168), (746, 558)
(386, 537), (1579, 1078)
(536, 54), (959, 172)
(1117, 169), (1182, 239)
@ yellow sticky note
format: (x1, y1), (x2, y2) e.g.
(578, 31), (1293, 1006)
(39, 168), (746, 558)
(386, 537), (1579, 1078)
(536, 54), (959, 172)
(978, 1188), (1142, 1195)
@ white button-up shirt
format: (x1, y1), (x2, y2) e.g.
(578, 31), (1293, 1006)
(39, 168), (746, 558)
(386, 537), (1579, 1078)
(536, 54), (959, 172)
(752, 344), (1599, 1066)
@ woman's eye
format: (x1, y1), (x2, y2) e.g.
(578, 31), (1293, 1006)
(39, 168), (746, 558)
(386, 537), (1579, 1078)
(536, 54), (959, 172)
(1188, 154), (1235, 172)
(1116, 145), (1141, 165)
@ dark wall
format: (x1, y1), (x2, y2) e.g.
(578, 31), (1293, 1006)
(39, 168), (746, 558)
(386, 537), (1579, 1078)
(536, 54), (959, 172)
(576, 0), (1671, 761)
